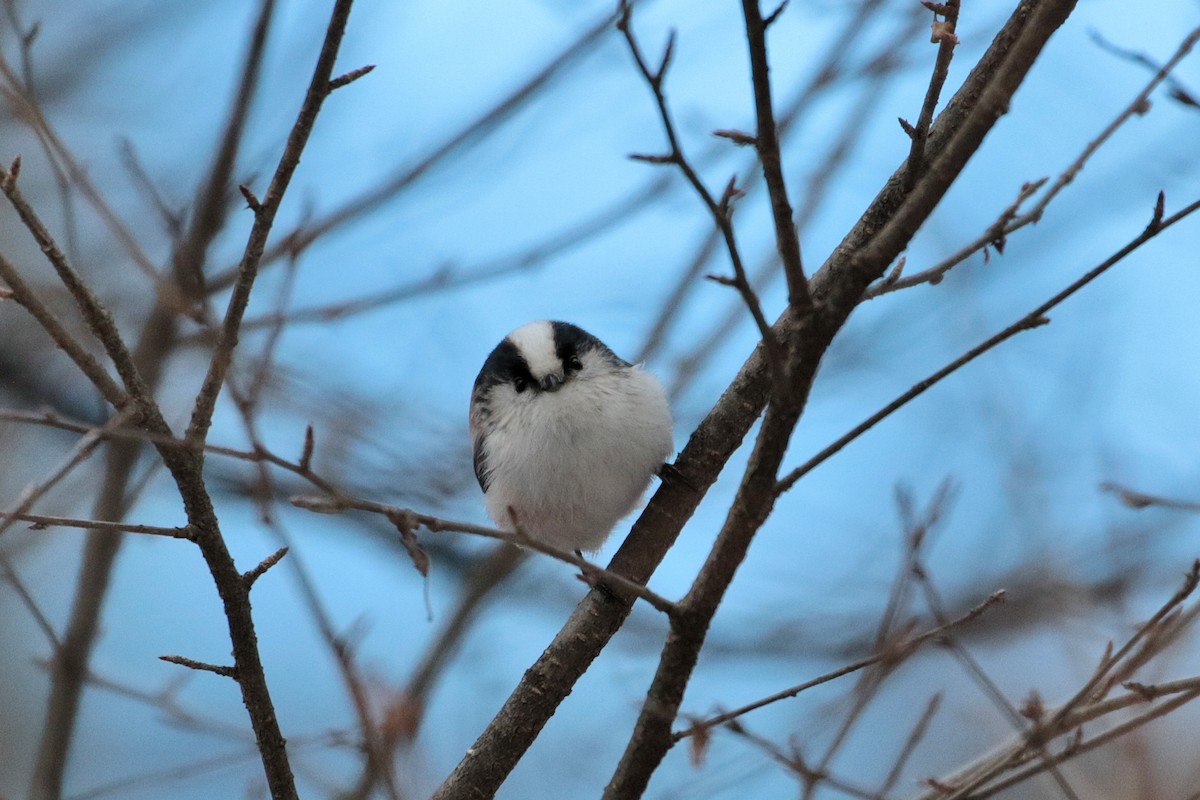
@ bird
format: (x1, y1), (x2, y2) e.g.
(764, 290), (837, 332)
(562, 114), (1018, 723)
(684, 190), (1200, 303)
(469, 320), (674, 553)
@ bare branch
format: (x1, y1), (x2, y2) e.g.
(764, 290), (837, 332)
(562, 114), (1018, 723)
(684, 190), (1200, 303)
(242, 546), (289, 588)
(905, 0), (960, 187)
(0, 162), (159, 408)
(0, 53), (166, 286)
(291, 493), (679, 616)
(1089, 28), (1200, 110)
(328, 63), (375, 91)
(159, 654), (238, 679)
(0, 511), (190, 538)
(1101, 481), (1200, 512)
(673, 590), (1003, 740)
(0, 249), (129, 409)
(740, 0), (812, 312)
(186, 0), (361, 446)
(778, 191), (1200, 495)
(876, 693), (942, 797)
(868, 26), (1200, 299)
(206, 5), (624, 290)
(0, 409), (132, 542)
(171, 0), (277, 308)
(618, 0), (787, 383)
(915, 562), (1200, 799)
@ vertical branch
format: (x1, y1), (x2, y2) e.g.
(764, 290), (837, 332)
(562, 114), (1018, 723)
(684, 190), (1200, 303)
(740, 0), (811, 313)
(617, 1), (786, 380)
(186, 0), (368, 447)
(172, 0), (278, 305)
(904, 0), (961, 187)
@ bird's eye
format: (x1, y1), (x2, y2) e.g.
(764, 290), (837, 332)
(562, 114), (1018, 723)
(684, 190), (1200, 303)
(567, 355), (583, 373)
(513, 376), (528, 393)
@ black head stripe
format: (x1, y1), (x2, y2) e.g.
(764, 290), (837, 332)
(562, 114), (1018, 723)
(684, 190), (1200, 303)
(474, 338), (534, 393)
(550, 321), (629, 369)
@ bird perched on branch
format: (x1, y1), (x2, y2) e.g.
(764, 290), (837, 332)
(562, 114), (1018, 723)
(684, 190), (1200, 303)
(469, 320), (673, 553)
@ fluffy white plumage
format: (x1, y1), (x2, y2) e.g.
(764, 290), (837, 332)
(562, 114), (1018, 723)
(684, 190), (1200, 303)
(470, 321), (673, 552)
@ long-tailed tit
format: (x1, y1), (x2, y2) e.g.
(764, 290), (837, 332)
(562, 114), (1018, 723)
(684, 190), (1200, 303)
(469, 321), (673, 553)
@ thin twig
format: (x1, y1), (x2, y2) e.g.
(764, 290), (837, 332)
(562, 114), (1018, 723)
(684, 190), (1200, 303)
(801, 484), (952, 800)
(0, 511), (190, 538)
(662, 5), (924, 399)
(724, 720), (882, 800)
(291, 493), (679, 616)
(740, 0), (812, 312)
(917, 567), (1083, 800)
(914, 566), (1200, 799)
(1100, 481), (1200, 513)
(875, 693), (942, 799)
(863, 177), (1045, 299)
(159, 654), (238, 679)
(868, 26), (1200, 300)
(0, 550), (60, 649)
(904, 0), (960, 187)
(83, 668), (252, 741)
(1089, 29), (1200, 111)
(0, 55), (165, 286)
(673, 590), (1004, 740)
(970, 685), (1200, 800)
(234, 175), (669, 332)
(1044, 559), (1200, 730)
(0, 409), (133, 541)
(0, 248), (130, 409)
(170, 0), (278, 309)
(206, 4), (625, 291)
(778, 192), (1200, 495)
(618, 0), (787, 383)
(915, 676), (1200, 800)
(185, 0), (363, 446)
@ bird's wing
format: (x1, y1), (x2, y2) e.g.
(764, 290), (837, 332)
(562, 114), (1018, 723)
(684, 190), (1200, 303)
(468, 396), (490, 492)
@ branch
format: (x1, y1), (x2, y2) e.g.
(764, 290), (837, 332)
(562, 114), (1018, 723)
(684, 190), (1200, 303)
(914, 562), (1200, 799)
(1089, 28), (1200, 110)
(642, 2), (920, 380)
(291, 494), (679, 616)
(868, 26), (1200, 300)
(971, 682), (1200, 799)
(0, 511), (190, 538)
(877, 692), (942, 798)
(0, 408), (132, 543)
(0, 53), (166, 287)
(1100, 481), (1200, 513)
(205, 5), (622, 291)
(618, 0), (787, 383)
(673, 589), (1003, 740)
(159, 654), (238, 679)
(241, 545), (288, 588)
(777, 191), (1200, 495)
(916, 564), (1083, 800)
(904, 0), (960, 187)
(740, 0), (812, 312)
(0, 247), (129, 410)
(170, 0), (277, 307)
(185, 0), (364, 446)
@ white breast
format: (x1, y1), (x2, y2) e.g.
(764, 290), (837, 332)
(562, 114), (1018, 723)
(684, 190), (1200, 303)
(480, 365), (672, 552)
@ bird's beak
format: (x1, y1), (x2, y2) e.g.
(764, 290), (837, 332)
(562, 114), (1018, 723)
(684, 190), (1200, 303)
(540, 373), (564, 392)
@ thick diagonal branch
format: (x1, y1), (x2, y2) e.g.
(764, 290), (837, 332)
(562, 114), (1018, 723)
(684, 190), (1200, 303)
(429, 2), (1079, 798)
